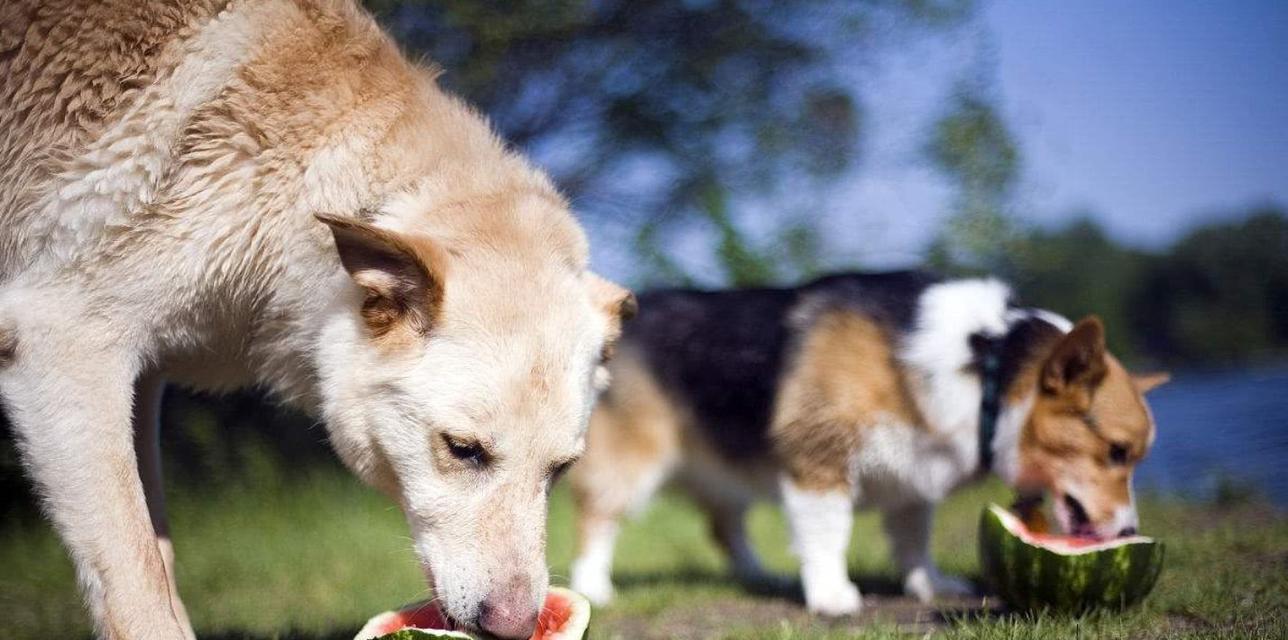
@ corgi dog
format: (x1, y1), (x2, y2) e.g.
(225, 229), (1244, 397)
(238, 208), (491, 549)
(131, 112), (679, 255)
(0, 1), (631, 638)
(569, 271), (1165, 615)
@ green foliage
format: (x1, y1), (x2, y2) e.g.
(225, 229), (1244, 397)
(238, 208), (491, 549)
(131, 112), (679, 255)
(921, 80), (1286, 366)
(925, 87), (1023, 273)
(932, 206), (1288, 367)
(363, 0), (973, 285)
(927, 89), (1019, 200)
(1007, 218), (1152, 360)
(1133, 208), (1288, 364)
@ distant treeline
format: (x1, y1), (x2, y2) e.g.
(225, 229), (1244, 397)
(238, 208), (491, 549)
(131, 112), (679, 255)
(940, 205), (1288, 367)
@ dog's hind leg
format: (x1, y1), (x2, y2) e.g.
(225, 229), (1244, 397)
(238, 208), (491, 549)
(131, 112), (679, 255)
(134, 374), (195, 639)
(0, 316), (189, 640)
(683, 481), (776, 589)
(780, 475), (861, 616)
(569, 394), (678, 605)
(882, 500), (974, 603)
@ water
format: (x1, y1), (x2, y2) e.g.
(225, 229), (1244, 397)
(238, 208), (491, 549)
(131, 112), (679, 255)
(1134, 363), (1288, 505)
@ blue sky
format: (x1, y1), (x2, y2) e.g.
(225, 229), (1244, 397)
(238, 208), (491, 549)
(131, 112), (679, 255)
(986, 0), (1288, 246)
(583, 0), (1288, 280)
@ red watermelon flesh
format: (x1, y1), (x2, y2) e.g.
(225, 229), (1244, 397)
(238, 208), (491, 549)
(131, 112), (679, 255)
(355, 587), (590, 640)
(1010, 501), (1146, 552)
(1029, 531), (1103, 549)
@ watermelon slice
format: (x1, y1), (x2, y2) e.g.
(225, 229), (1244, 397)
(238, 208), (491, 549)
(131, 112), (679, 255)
(355, 587), (591, 640)
(979, 503), (1165, 612)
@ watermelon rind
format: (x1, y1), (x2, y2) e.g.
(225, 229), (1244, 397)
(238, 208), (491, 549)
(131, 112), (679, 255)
(374, 631), (472, 640)
(543, 587), (592, 640)
(979, 503), (1165, 612)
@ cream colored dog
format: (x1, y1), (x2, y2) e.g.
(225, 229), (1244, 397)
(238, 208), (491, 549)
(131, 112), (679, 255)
(0, 2), (631, 639)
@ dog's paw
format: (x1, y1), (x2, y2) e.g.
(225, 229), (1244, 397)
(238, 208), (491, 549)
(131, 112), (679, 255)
(805, 580), (862, 617)
(570, 569), (615, 606)
(904, 567), (974, 603)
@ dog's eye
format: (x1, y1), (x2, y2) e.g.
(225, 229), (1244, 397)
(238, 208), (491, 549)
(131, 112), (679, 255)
(1107, 442), (1130, 465)
(443, 436), (488, 467)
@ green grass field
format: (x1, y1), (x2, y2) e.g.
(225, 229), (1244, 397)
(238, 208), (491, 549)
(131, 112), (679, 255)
(2, 465), (1284, 639)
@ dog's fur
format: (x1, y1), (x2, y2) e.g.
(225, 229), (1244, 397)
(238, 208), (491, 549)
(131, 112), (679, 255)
(570, 272), (1165, 615)
(0, 2), (632, 638)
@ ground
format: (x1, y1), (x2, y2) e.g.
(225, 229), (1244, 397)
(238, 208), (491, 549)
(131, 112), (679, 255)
(1, 467), (1284, 639)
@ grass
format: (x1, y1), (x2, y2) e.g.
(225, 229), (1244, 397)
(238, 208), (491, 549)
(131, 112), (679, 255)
(1, 464), (1285, 639)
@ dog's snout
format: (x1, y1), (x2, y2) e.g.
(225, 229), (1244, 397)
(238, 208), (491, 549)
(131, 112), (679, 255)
(477, 580), (539, 639)
(1119, 526), (1138, 537)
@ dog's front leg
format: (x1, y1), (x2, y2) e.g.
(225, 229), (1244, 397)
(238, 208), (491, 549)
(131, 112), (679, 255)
(134, 374), (194, 639)
(882, 501), (973, 602)
(1, 326), (189, 639)
(780, 476), (861, 616)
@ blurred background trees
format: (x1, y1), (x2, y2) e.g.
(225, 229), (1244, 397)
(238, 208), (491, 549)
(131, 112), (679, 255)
(2, 0), (1285, 516)
(359, 0), (1286, 368)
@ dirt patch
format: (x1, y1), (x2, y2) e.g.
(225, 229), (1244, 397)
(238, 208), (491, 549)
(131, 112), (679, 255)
(597, 592), (996, 639)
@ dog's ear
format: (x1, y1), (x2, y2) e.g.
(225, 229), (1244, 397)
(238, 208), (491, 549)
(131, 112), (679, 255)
(587, 273), (635, 358)
(1041, 315), (1108, 409)
(316, 213), (445, 338)
(1131, 371), (1170, 394)
(589, 272), (636, 347)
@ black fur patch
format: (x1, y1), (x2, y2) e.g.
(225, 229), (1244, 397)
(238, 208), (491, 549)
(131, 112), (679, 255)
(971, 312), (1067, 394)
(625, 271), (940, 461)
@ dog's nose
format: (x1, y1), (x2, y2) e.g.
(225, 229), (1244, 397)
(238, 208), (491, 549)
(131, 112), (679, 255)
(477, 582), (539, 639)
(1119, 526), (1138, 537)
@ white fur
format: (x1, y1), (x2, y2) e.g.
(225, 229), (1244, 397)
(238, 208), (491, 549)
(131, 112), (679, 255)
(570, 520), (620, 606)
(899, 279), (1012, 438)
(780, 476), (861, 616)
(988, 390), (1033, 486)
(850, 417), (975, 505)
(896, 281), (1073, 493)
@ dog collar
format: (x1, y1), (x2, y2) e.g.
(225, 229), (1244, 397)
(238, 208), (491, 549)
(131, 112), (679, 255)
(977, 344), (1004, 473)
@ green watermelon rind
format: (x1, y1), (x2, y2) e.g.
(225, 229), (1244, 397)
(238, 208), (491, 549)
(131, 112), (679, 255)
(373, 630), (472, 640)
(979, 503), (1165, 612)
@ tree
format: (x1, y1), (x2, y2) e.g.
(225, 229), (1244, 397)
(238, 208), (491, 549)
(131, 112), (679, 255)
(1133, 207), (1288, 364)
(923, 85), (1023, 274)
(364, 0), (974, 285)
(1007, 218), (1150, 360)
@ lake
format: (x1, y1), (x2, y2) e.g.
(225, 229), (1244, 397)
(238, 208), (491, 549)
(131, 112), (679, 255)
(1135, 363), (1288, 505)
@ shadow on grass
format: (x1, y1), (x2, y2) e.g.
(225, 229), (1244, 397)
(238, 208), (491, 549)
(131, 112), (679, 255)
(614, 567), (928, 601)
(613, 567), (1002, 632)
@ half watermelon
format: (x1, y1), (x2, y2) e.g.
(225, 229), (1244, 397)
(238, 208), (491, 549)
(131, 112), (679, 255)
(355, 586), (591, 640)
(979, 503), (1165, 612)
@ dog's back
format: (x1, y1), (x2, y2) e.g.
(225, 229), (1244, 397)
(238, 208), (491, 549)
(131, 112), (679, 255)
(619, 271), (940, 461)
(1, 0), (223, 274)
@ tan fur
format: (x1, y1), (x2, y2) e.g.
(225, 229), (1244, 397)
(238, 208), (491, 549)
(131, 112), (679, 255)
(1018, 319), (1158, 533)
(572, 349), (683, 525)
(0, 2), (630, 638)
(770, 310), (923, 492)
